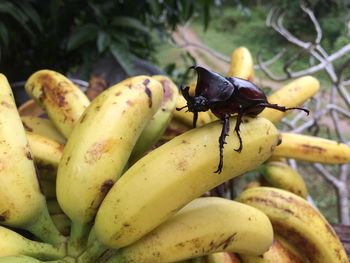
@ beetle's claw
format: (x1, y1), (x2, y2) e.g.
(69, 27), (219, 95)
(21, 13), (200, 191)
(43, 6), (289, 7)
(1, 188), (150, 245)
(233, 143), (243, 153)
(214, 168), (222, 174)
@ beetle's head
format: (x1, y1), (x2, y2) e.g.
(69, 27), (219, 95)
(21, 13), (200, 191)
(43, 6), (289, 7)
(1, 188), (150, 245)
(177, 86), (209, 112)
(176, 86), (210, 128)
(192, 95), (210, 112)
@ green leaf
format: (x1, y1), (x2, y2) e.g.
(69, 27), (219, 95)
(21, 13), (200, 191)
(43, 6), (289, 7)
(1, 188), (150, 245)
(50, 0), (60, 26)
(97, 31), (110, 53)
(0, 2), (35, 38)
(17, 1), (42, 31)
(67, 24), (98, 51)
(0, 22), (9, 47)
(111, 16), (150, 35)
(148, 0), (161, 17)
(109, 43), (135, 76)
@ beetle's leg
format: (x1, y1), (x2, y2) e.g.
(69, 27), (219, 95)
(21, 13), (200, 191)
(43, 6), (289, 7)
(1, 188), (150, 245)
(259, 103), (309, 115)
(215, 114), (230, 174)
(192, 111), (198, 128)
(176, 105), (187, 111)
(233, 112), (243, 153)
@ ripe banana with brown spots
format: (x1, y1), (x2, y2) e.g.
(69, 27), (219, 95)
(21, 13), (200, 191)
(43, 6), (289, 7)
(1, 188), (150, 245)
(56, 75), (163, 255)
(25, 70), (90, 138)
(272, 132), (350, 164)
(105, 197), (273, 263)
(236, 187), (348, 263)
(259, 76), (319, 123)
(0, 74), (64, 245)
(94, 116), (279, 249)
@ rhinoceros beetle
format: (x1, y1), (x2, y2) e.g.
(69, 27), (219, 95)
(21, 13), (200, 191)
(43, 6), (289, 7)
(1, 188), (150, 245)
(177, 66), (309, 173)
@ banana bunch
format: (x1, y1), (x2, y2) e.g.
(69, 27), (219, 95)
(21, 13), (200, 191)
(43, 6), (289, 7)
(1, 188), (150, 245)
(236, 187), (348, 263)
(0, 44), (349, 263)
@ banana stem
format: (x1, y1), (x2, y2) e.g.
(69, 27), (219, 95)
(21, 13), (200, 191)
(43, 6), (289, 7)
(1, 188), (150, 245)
(67, 221), (91, 257)
(24, 240), (66, 260)
(25, 206), (66, 245)
(104, 253), (124, 263)
(77, 239), (108, 263)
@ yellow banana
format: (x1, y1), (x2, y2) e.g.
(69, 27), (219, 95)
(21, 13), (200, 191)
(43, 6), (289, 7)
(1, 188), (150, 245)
(260, 161), (308, 198)
(0, 74), (64, 245)
(0, 226), (65, 260)
(129, 75), (179, 162)
(259, 76), (319, 123)
(272, 132), (350, 163)
(239, 234), (306, 263)
(56, 75), (163, 255)
(21, 116), (66, 144)
(227, 47), (254, 81)
(26, 131), (64, 180)
(206, 252), (241, 263)
(106, 197), (273, 263)
(25, 70), (90, 137)
(236, 187), (348, 263)
(173, 94), (213, 127)
(94, 116), (279, 248)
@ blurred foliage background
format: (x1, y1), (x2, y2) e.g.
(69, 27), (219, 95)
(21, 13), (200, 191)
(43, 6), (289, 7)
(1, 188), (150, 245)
(0, 0), (349, 83)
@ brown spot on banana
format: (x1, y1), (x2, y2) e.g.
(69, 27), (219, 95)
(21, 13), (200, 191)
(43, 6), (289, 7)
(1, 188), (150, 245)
(0, 210), (10, 222)
(38, 73), (67, 107)
(300, 144), (326, 154)
(100, 179), (114, 195)
(143, 79), (153, 108)
(160, 79), (174, 108)
(0, 100), (13, 108)
(126, 100), (134, 107)
(84, 139), (116, 164)
(22, 121), (33, 132)
(273, 221), (320, 259)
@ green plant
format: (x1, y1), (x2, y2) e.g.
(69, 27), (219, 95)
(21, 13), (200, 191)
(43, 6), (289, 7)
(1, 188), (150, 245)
(0, 0), (212, 82)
